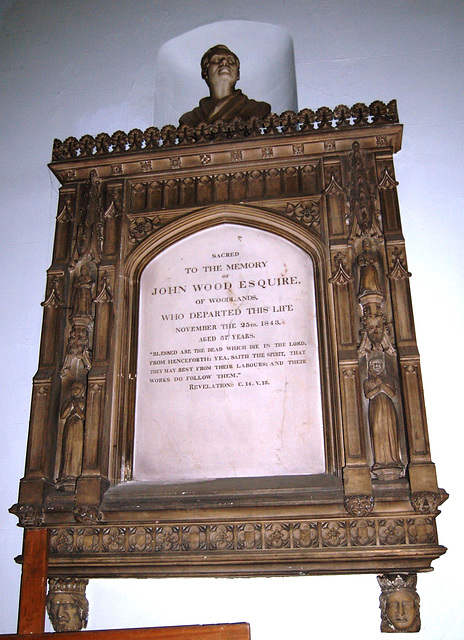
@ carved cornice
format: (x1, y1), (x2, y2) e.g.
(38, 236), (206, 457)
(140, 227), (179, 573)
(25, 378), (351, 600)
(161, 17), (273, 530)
(51, 101), (399, 162)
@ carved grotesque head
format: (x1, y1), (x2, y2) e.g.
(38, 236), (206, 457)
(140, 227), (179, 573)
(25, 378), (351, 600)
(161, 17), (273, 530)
(201, 44), (240, 89)
(365, 312), (385, 346)
(46, 578), (89, 632)
(378, 575), (420, 633)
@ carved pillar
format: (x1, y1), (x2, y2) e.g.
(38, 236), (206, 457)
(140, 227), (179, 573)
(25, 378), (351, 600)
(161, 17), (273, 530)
(377, 574), (420, 633)
(74, 179), (118, 506)
(325, 156), (373, 498)
(19, 272), (67, 503)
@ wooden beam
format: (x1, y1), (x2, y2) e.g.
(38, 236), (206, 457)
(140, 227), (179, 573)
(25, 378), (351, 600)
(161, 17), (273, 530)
(3, 622), (251, 640)
(17, 528), (49, 634)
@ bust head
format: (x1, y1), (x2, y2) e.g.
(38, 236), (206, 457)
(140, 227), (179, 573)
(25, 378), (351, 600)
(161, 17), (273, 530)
(378, 575), (420, 633)
(385, 589), (418, 630)
(201, 44), (240, 93)
(46, 578), (89, 632)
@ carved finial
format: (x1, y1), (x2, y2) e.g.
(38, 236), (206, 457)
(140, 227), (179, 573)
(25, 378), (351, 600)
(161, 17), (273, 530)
(324, 171), (345, 196)
(56, 195), (74, 223)
(93, 271), (113, 304)
(378, 167), (399, 190)
(388, 247), (412, 280)
(41, 276), (65, 309)
(329, 252), (353, 285)
(347, 141), (383, 241)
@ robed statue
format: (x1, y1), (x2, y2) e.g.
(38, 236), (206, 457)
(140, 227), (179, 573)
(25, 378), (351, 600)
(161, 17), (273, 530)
(179, 44), (271, 126)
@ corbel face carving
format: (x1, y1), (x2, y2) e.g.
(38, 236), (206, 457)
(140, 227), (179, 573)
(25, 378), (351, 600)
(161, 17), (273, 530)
(378, 574), (420, 633)
(46, 577), (89, 632)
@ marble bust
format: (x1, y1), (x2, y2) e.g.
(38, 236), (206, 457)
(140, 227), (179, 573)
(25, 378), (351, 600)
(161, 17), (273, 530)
(179, 44), (271, 126)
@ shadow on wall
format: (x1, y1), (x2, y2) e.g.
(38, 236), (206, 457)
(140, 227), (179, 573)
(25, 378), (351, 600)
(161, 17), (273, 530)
(153, 20), (297, 128)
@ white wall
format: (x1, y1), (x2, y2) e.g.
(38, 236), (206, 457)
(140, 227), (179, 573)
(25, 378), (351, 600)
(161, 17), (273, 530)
(1, 1), (462, 637)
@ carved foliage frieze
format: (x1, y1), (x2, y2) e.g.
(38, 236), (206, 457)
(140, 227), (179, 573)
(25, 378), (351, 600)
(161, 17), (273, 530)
(49, 515), (437, 555)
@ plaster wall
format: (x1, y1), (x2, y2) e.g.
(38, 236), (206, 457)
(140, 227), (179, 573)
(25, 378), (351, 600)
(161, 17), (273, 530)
(0, 1), (462, 638)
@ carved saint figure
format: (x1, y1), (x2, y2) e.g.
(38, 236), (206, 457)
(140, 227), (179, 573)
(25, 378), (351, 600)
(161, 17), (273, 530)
(357, 238), (382, 298)
(363, 358), (402, 475)
(179, 44), (271, 126)
(58, 381), (85, 481)
(71, 264), (94, 318)
(378, 575), (420, 633)
(46, 578), (89, 632)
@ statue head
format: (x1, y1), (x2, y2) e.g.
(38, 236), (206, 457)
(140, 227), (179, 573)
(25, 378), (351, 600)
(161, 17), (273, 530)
(46, 578), (89, 632)
(369, 357), (385, 377)
(378, 575), (420, 632)
(362, 238), (372, 252)
(70, 380), (85, 398)
(201, 44), (240, 91)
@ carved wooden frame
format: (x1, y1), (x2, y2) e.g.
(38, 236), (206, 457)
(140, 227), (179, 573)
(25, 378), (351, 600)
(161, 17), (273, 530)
(12, 104), (446, 609)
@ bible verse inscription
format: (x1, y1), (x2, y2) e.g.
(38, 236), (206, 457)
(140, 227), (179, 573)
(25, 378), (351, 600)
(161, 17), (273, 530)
(133, 224), (325, 483)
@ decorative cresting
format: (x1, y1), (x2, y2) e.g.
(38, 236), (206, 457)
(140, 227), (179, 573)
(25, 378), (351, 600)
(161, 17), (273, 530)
(377, 574), (420, 633)
(51, 101), (399, 161)
(46, 577), (89, 632)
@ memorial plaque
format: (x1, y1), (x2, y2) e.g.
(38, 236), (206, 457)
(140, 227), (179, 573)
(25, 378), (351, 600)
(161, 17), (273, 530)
(14, 99), (447, 633)
(133, 223), (325, 483)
